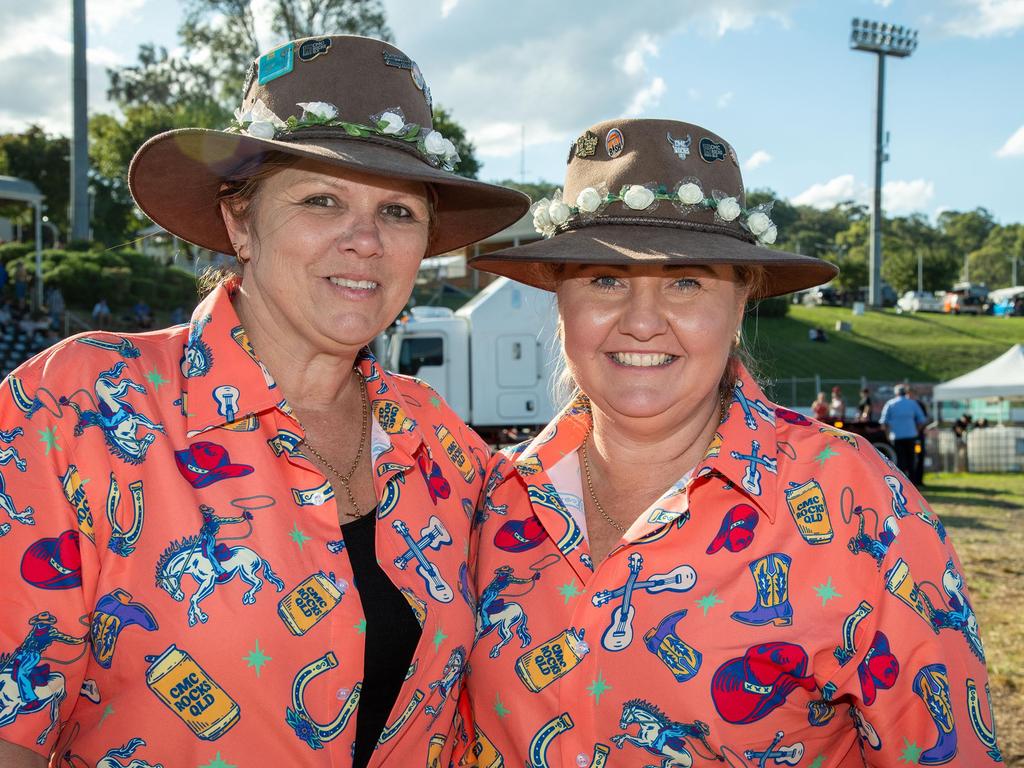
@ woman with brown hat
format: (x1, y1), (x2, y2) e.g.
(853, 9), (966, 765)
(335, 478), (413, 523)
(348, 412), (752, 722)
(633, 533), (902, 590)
(0, 36), (526, 767)
(464, 119), (998, 766)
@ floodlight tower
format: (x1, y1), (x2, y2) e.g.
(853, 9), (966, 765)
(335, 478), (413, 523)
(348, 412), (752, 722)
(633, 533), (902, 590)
(850, 18), (918, 307)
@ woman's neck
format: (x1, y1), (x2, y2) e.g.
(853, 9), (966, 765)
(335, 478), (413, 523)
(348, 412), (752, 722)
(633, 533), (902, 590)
(231, 284), (362, 411)
(587, 391), (724, 487)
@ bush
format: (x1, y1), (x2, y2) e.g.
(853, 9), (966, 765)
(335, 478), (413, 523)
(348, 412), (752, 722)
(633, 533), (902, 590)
(0, 242), (32, 264)
(8, 248), (198, 311)
(748, 295), (790, 318)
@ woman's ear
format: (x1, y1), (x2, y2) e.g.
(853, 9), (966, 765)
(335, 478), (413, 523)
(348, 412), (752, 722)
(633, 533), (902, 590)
(219, 199), (250, 262)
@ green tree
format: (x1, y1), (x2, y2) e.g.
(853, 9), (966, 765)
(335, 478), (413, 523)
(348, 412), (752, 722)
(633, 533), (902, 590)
(880, 214), (960, 293)
(431, 106), (480, 179)
(966, 224), (1024, 288)
(937, 208), (996, 266)
(0, 126), (71, 235)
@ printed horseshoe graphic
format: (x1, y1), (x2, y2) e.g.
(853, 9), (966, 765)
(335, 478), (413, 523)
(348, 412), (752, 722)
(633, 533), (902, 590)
(106, 474), (145, 556)
(291, 652), (361, 745)
(378, 688), (424, 743)
(527, 712), (574, 768)
(966, 678), (1002, 760)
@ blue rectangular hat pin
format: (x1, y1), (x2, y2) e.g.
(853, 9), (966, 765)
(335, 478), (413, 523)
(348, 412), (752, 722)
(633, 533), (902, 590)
(258, 45), (294, 85)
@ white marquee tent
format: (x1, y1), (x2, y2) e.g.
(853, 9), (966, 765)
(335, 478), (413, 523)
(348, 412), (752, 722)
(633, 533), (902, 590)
(933, 344), (1024, 401)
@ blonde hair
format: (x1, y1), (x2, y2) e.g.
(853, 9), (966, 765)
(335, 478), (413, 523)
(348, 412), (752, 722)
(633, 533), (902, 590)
(549, 262), (769, 406)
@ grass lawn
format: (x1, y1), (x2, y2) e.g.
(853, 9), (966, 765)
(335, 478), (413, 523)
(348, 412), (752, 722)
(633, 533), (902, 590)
(743, 307), (1024, 405)
(924, 472), (1023, 766)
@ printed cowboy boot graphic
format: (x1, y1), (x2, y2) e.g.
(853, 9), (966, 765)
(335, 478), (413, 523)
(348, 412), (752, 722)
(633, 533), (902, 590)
(732, 553), (794, 627)
(913, 663), (958, 765)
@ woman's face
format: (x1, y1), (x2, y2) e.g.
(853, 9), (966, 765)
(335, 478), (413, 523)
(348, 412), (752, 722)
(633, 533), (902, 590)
(223, 158), (430, 355)
(556, 263), (747, 424)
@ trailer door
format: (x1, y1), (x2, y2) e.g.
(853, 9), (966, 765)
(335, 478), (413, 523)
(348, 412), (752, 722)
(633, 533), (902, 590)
(397, 334), (448, 399)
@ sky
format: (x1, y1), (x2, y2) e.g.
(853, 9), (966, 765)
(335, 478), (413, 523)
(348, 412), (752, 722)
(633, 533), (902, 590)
(2, 0), (1023, 224)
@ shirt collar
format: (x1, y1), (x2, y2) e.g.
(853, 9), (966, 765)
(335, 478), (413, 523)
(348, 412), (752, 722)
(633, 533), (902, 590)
(503, 365), (780, 523)
(184, 281), (283, 437)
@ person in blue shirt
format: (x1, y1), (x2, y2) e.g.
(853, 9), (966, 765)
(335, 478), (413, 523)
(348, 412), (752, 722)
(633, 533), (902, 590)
(880, 384), (927, 480)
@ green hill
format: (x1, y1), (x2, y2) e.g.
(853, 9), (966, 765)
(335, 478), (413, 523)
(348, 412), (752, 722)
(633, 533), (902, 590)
(743, 306), (1024, 405)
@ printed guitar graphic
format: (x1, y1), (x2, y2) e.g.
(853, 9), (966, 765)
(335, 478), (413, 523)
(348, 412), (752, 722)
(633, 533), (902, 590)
(393, 516), (454, 603)
(602, 553), (642, 652)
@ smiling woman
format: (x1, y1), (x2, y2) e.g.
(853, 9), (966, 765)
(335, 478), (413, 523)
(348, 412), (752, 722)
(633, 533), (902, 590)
(0, 35), (527, 768)
(464, 118), (1000, 767)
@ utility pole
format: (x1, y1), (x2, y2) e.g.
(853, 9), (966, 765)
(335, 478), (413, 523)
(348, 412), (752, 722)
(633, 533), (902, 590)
(71, 0), (90, 242)
(851, 19), (918, 307)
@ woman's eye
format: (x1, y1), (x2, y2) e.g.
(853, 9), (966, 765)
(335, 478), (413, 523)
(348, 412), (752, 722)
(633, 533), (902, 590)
(303, 195), (335, 208)
(673, 278), (701, 290)
(382, 204), (413, 219)
(591, 276), (620, 289)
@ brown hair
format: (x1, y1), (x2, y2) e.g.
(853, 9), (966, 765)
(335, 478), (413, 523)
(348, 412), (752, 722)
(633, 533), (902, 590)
(197, 152), (439, 295)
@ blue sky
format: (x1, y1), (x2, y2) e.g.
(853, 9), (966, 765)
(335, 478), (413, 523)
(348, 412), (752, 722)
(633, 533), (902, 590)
(3, 0), (1023, 224)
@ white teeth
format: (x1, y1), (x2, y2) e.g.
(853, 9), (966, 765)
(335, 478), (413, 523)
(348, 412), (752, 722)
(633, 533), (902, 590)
(329, 277), (378, 290)
(611, 352), (676, 367)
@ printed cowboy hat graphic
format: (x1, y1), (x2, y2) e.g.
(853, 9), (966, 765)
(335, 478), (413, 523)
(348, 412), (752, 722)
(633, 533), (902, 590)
(20, 530), (82, 590)
(175, 441), (255, 488)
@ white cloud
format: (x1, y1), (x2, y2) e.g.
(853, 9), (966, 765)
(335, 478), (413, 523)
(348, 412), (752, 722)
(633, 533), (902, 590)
(687, 87), (702, 101)
(939, 0), (1024, 37)
(468, 121), (563, 158)
(874, 0), (894, 7)
(716, 91), (734, 109)
(441, 0), (460, 17)
(622, 34), (658, 76)
(996, 125), (1024, 157)
(883, 179), (935, 213)
(792, 174), (935, 214)
(624, 77), (667, 116)
(744, 149), (772, 170)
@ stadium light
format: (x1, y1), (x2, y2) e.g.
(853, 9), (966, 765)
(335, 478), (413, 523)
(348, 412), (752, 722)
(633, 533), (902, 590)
(851, 18), (918, 307)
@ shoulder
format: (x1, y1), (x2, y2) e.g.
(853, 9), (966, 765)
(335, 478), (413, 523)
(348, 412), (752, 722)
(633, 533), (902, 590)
(385, 371), (487, 455)
(6, 326), (187, 391)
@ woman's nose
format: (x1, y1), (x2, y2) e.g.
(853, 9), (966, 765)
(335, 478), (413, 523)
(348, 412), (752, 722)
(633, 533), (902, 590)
(340, 211), (384, 257)
(617, 291), (668, 340)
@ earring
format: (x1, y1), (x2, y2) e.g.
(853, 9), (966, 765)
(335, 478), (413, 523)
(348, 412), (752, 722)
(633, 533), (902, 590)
(733, 329), (742, 349)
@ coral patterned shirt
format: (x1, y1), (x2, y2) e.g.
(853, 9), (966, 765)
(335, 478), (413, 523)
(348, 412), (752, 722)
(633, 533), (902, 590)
(465, 367), (1000, 768)
(0, 282), (482, 767)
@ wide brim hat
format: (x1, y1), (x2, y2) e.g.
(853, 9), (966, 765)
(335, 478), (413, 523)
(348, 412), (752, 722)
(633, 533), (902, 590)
(129, 35), (529, 256)
(469, 118), (837, 297)
(20, 530), (82, 590)
(175, 441), (255, 489)
(711, 642), (816, 724)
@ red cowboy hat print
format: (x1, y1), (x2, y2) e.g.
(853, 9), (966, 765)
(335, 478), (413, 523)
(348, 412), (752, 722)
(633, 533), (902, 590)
(711, 642), (817, 724)
(21, 530), (82, 590)
(175, 441), (254, 488)
(857, 631), (899, 706)
(494, 515), (548, 553)
(706, 504), (759, 554)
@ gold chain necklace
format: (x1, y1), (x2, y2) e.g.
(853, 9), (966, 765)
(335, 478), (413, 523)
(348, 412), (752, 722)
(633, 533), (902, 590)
(579, 387), (733, 534)
(297, 372), (369, 519)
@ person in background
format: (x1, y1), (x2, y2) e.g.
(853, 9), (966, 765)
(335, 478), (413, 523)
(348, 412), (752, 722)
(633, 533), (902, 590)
(828, 384), (846, 420)
(12, 262), (29, 310)
(91, 297), (111, 329)
(45, 285), (65, 330)
(857, 386), (873, 421)
(908, 386), (929, 487)
(811, 390), (829, 420)
(880, 384), (927, 479)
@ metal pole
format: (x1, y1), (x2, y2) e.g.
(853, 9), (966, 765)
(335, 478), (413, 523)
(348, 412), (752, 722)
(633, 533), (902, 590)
(34, 202), (43, 309)
(869, 52), (885, 308)
(71, 0), (90, 242)
(917, 250), (923, 293)
(1013, 256), (1018, 287)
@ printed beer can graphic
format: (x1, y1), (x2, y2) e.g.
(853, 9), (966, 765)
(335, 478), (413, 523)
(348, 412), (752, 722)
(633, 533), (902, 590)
(435, 425), (476, 483)
(514, 628), (587, 693)
(373, 400), (416, 433)
(277, 572), (343, 635)
(784, 479), (834, 544)
(145, 644), (240, 740)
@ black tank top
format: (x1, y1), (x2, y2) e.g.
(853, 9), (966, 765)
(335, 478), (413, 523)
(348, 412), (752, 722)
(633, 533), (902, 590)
(340, 510), (422, 768)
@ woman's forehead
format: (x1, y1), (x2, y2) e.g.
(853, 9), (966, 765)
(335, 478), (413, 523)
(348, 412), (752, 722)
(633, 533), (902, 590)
(561, 262), (735, 278)
(272, 159), (429, 197)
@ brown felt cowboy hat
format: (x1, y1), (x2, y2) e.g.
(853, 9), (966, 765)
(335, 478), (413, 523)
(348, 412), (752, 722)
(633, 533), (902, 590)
(129, 35), (529, 256)
(468, 118), (838, 296)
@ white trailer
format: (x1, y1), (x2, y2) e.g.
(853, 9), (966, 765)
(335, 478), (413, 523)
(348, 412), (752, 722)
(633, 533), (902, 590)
(384, 277), (560, 441)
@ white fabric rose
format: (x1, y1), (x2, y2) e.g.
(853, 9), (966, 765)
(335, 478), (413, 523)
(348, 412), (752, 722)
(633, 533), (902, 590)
(548, 198), (572, 225)
(297, 101), (338, 120)
(747, 211), (772, 236)
(716, 196), (741, 222)
(245, 121), (278, 139)
(532, 200), (553, 231)
(378, 111), (405, 134)
(440, 138), (459, 160)
(760, 224), (778, 245)
(622, 185), (656, 210)
(424, 130), (448, 155)
(576, 187), (602, 213)
(677, 182), (704, 205)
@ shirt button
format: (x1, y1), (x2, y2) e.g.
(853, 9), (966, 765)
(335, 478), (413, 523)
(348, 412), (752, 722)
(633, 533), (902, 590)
(576, 753), (589, 767)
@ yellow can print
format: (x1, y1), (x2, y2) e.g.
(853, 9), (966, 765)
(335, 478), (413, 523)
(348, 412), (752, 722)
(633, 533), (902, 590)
(783, 479), (834, 545)
(514, 628), (587, 693)
(277, 572), (343, 635)
(145, 644), (240, 740)
(373, 400), (416, 433)
(435, 425), (476, 483)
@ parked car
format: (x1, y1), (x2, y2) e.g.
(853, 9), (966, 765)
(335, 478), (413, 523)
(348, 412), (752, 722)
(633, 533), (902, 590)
(943, 292), (986, 315)
(986, 286), (1024, 317)
(801, 286), (841, 306)
(896, 290), (945, 314)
